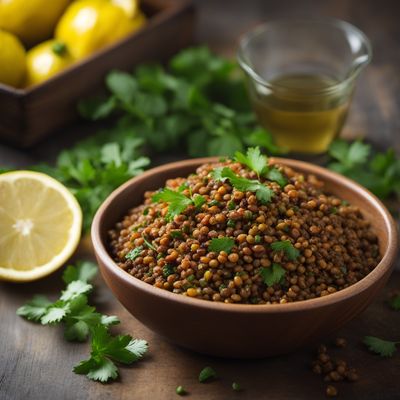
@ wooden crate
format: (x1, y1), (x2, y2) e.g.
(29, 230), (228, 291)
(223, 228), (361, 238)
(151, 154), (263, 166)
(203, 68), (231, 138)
(0, 0), (195, 147)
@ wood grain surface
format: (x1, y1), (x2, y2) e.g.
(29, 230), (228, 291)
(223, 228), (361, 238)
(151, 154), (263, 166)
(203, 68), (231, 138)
(0, 1), (399, 399)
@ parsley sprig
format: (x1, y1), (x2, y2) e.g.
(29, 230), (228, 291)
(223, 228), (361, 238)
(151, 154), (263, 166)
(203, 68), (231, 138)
(17, 261), (148, 382)
(212, 166), (274, 204)
(152, 187), (205, 220)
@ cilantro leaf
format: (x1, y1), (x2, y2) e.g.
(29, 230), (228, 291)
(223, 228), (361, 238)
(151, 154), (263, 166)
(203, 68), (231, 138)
(163, 264), (176, 278)
(78, 96), (117, 121)
(101, 315), (120, 326)
(60, 281), (93, 302)
(328, 139), (400, 201)
(389, 295), (400, 311)
(235, 147), (268, 177)
(126, 246), (143, 261)
(41, 300), (69, 324)
(363, 336), (398, 357)
(214, 167), (274, 204)
(106, 70), (138, 104)
(234, 146), (287, 187)
(74, 356), (119, 383)
(210, 167), (226, 182)
(329, 139), (371, 168)
(260, 263), (286, 287)
(208, 237), (235, 253)
(264, 167), (288, 187)
(199, 366), (217, 383)
(246, 128), (287, 155)
(17, 295), (52, 322)
(125, 339), (149, 360)
(271, 240), (300, 261)
(152, 188), (193, 219)
(63, 261), (98, 284)
(170, 230), (184, 239)
(193, 194), (206, 208)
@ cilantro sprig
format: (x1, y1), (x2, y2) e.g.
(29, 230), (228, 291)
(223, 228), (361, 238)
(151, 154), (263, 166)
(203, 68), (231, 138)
(35, 138), (150, 233)
(234, 147), (287, 187)
(363, 336), (399, 357)
(17, 261), (147, 382)
(212, 166), (274, 204)
(260, 263), (286, 287)
(152, 187), (205, 220)
(271, 240), (300, 261)
(74, 324), (148, 382)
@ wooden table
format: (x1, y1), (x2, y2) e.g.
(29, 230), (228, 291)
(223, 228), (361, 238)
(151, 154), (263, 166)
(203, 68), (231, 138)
(1, 1), (399, 399)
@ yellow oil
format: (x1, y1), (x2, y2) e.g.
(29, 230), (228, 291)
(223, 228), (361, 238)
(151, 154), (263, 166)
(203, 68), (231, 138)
(250, 74), (351, 153)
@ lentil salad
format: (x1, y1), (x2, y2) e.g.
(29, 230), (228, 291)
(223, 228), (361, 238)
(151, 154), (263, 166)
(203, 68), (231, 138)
(108, 149), (380, 305)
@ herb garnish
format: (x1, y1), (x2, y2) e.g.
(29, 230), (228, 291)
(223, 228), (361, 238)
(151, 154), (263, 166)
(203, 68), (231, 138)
(235, 147), (268, 177)
(199, 366), (217, 383)
(271, 240), (300, 261)
(212, 167), (274, 204)
(152, 187), (206, 220)
(79, 47), (280, 160)
(17, 261), (147, 382)
(234, 147), (287, 187)
(170, 230), (184, 239)
(142, 234), (157, 251)
(363, 336), (399, 357)
(163, 264), (176, 278)
(328, 139), (400, 200)
(74, 324), (148, 382)
(126, 246), (143, 261)
(260, 263), (286, 287)
(208, 237), (235, 254)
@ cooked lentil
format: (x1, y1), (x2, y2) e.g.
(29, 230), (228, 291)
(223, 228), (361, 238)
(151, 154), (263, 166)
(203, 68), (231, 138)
(108, 160), (381, 304)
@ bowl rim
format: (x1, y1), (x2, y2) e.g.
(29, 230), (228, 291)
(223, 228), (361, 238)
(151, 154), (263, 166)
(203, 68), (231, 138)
(92, 157), (398, 314)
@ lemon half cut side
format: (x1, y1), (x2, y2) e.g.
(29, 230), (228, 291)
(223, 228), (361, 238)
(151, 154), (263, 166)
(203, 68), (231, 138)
(0, 171), (82, 282)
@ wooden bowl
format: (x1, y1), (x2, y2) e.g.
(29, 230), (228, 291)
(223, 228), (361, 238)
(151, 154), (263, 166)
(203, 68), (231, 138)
(91, 158), (398, 358)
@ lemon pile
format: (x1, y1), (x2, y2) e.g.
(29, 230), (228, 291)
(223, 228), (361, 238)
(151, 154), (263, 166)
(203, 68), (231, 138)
(0, 171), (82, 282)
(0, 0), (146, 87)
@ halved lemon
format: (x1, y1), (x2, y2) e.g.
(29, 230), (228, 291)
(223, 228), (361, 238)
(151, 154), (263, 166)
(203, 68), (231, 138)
(0, 171), (82, 282)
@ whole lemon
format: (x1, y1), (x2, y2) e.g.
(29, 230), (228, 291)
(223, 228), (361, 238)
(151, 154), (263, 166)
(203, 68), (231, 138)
(0, 29), (26, 87)
(0, 0), (70, 46)
(111, 0), (138, 18)
(26, 40), (73, 87)
(56, 0), (145, 60)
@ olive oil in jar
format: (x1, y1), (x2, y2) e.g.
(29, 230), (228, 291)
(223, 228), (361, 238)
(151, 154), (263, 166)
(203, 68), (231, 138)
(250, 73), (351, 153)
